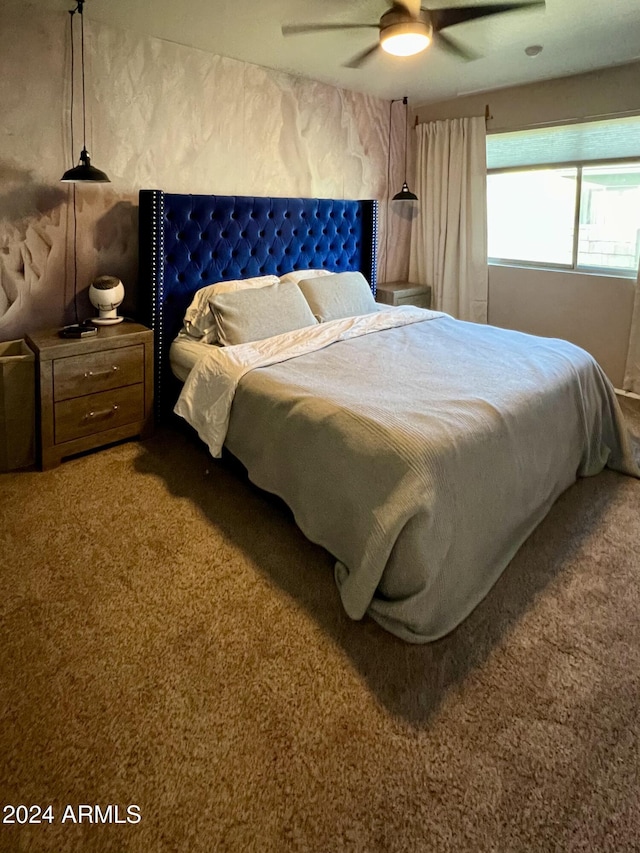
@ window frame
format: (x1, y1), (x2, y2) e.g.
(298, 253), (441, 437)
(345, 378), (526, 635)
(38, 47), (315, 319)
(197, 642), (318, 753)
(487, 154), (640, 278)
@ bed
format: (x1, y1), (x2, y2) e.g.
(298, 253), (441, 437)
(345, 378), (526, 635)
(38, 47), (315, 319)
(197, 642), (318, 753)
(139, 190), (638, 643)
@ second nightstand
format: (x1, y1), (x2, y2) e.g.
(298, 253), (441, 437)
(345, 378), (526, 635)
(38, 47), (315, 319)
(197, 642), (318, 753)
(376, 281), (432, 309)
(27, 322), (154, 470)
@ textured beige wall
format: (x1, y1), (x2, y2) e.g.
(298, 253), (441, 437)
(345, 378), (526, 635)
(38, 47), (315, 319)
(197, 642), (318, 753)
(0, 7), (409, 340)
(412, 62), (640, 386)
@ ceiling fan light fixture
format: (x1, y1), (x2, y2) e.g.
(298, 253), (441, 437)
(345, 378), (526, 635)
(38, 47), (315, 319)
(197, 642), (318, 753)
(380, 22), (431, 57)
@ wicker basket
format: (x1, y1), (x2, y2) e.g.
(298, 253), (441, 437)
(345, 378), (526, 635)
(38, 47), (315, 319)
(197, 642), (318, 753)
(0, 339), (35, 471)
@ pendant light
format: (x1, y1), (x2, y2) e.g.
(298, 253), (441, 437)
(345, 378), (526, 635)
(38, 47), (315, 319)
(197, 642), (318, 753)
(392, 97), (417, 201)
(61, 0), (110, 183)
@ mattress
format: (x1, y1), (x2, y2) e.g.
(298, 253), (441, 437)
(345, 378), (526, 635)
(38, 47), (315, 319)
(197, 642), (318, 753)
(169, 334), (211, 382)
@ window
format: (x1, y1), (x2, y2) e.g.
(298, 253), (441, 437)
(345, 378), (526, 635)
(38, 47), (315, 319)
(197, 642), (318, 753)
(578, 164), (640, 273)
(488, 168), (577, 266)
(486, 116), (640, 277)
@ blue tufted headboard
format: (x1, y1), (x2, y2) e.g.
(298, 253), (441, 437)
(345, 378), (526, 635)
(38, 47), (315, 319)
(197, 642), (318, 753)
(138, 191), (378, 420)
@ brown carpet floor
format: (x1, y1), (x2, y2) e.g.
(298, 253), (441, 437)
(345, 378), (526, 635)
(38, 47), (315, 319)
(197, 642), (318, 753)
(1, 396), (640, 853)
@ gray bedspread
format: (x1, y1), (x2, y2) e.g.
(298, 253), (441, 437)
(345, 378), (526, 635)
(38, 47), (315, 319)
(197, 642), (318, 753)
(189, 314), (639, 641)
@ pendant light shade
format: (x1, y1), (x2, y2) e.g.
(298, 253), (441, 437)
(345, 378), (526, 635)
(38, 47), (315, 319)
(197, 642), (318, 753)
(61, 0), (110, 183)
(393, 181), (418, 201)
(61, 147), (110, 183)
(391, 96), (417, 202)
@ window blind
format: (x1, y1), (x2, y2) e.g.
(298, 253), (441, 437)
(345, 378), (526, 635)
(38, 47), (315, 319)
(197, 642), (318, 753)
(487, 115), (640, 170)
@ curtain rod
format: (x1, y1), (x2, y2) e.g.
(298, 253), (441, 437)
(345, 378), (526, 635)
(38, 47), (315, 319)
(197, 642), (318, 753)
(414, 104), (492, 127)
(488, 106), (640, 133)
(414, 105), (639, 130)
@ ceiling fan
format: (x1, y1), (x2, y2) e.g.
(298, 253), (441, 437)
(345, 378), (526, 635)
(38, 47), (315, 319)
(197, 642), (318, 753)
(282, 0), (545, 68)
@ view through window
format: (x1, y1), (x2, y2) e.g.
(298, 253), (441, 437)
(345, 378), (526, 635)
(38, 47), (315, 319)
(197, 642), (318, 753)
(487, 162), (640, 274)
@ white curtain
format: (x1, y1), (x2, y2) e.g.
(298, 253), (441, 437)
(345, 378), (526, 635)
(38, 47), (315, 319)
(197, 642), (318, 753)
(623, 265), (640, 394)
(409, 116), (488, 323)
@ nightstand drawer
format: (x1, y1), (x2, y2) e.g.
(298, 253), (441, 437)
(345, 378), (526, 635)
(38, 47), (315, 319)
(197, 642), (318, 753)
(53, 344), (144, 401)
(55, 384), (144, 444)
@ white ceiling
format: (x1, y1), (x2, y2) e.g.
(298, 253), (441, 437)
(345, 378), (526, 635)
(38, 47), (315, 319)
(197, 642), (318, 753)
(42, 0), (640, 105)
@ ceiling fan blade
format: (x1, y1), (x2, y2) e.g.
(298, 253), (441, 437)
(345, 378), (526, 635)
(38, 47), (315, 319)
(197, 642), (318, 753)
(282, 23), (378, 37)
(343, 43), (382, 69)
(393, 0), (422, 16)
(432, 30), (478, 61)
(425, 1), (544, 32)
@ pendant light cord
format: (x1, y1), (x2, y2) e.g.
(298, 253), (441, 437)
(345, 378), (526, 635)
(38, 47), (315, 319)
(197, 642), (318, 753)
(69, 8), (75, 170)
(72, 184), (79, 324)
(402, 96), (408, 184)
(384, 98), (393, 283)
(68, 0), (85, 154)
(80, 1), (87, 152)
(68, 2), (82, 324)
(384, 97), (409, 281)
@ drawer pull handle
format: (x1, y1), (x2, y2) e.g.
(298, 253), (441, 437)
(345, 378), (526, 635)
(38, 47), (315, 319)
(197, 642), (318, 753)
(84, 405), (119, 421)
(84, 366), (119, 379)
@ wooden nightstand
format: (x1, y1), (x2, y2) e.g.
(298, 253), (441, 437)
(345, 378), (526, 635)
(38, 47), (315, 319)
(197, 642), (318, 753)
(376, 281), (432, 309)
(27, 322), (154, 470)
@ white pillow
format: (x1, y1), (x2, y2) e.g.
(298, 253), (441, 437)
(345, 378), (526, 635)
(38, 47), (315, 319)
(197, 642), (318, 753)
(209, 280), (318, 346)
(182, 275), (280, 342)
(278, 269), (334, 285)
(297, 271), (377, 323)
